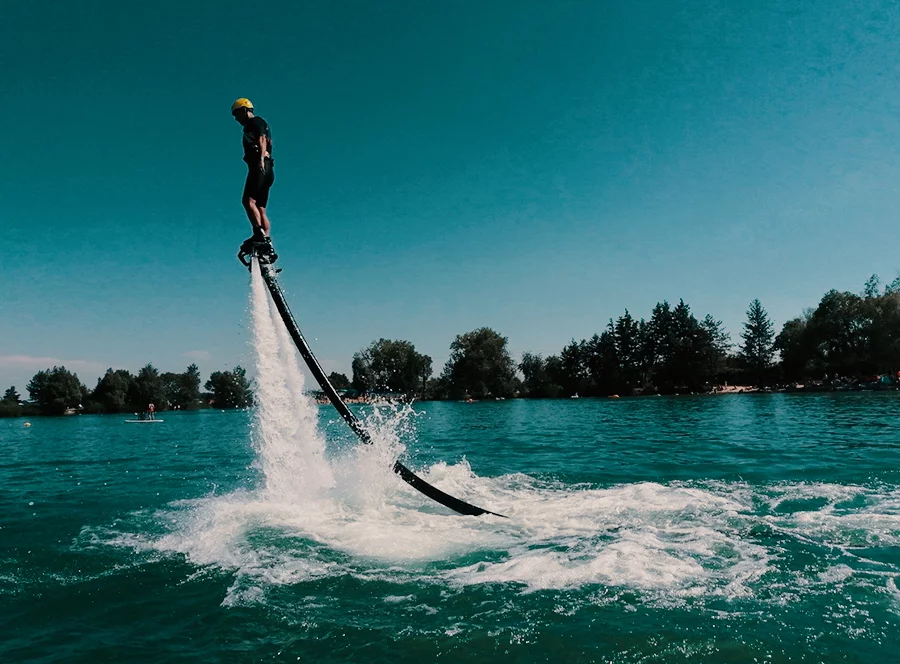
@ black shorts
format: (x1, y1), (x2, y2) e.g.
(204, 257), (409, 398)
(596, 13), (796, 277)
(242, 158), (275, 208)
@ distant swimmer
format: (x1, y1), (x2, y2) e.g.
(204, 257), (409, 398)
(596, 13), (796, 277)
(232, 98), (277, 263)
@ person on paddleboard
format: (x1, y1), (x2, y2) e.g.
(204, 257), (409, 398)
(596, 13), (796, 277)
(232, 98), (277, 262)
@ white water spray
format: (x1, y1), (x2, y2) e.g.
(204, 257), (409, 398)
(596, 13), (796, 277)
(248, 259), (334, 501)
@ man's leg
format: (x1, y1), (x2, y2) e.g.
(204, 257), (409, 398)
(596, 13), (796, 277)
(250, 202), (276, 263)
(258, 207), (271, 236)
(255, 161), (274, 237)
(242, 165), (267, 238)
(242, 197), (267, 237)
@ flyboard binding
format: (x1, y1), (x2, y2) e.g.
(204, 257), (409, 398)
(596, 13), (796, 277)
(238, 238), (505, 518)
(238, 234), (280, 272)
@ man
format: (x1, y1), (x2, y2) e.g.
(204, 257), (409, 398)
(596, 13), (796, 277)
(232, 98), (277, 263)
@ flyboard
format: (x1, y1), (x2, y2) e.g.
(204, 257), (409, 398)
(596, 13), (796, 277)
(239, 238), (505, 517)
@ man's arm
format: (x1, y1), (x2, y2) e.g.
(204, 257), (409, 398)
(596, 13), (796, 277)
(257, 134), (268, 170)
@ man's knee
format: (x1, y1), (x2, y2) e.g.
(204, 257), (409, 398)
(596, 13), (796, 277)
(242, 195), (257, 211)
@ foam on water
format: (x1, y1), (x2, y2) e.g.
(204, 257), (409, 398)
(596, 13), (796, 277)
(90, 471), (900, 615)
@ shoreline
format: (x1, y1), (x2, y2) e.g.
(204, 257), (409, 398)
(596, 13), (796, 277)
(5, 387), (898, 419)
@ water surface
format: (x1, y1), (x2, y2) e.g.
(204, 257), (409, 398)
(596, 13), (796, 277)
(3, 393), (900, 662)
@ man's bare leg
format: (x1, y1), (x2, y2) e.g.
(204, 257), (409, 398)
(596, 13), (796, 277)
(258, 206), (271, 236)
(243, 197), (267, 237)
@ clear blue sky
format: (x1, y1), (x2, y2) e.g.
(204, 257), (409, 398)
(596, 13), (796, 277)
(2, 0), (899, 391)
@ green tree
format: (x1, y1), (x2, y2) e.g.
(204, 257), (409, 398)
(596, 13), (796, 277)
(740, 299), (775, 385)
(775, 315), (813, 382)
(668, 300), (712, 391)
(867, 291), (900, 375)
(638, 300), (719, 392)
(646, 301), (675, 389)
(613, 311), (642, 392)
(350, 354), (372, 393)
(557, 339), (591, 396)
(351, 339), (432, 396)
(766, 277), (900, 382)
(129, 364), (166, 411)
(92, 369), (135, 413)
(543, 355), (564, 393)
(205, 367), (252, 409)
(161, 372), (181, 408)
(180, 363), (202, 408)
(425, 375), (450, 400)
(519, 351), (545, 397)
(0, 386), (22, 417)
(584, 330), (619, 395)
(700, 314), (731, 383)
(805, 290), (868, 376)
(519, 352), (561, 398)
(441, 327), (519, 399)
(26, 366), (86, 415)
(161, 364), (202, 409)
(852, 278), (900, 376)
(863, 274), (881, 299)
(328, 372), (351, 390)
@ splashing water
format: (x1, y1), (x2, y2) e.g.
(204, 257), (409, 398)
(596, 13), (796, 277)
(329, 400), (418, 512)
(247, 259), (425, 514)
(248, 259), (334, 501)
(143, 266), (787, 593)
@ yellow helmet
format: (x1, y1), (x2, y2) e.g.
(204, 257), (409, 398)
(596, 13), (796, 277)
(231, 98), (253, 113)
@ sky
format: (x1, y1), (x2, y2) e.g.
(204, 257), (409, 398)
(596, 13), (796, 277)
(2, 0), (900, 391)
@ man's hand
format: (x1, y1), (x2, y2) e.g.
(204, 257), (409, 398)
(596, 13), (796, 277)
(259, 160), (266, 173)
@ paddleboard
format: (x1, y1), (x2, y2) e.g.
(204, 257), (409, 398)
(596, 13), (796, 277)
(124, 419), (164, 423)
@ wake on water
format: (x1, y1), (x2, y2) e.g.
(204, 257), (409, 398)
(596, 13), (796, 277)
(87, 260), (900, 616)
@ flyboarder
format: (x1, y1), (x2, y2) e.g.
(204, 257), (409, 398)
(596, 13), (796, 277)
(232, 98), (277, 264)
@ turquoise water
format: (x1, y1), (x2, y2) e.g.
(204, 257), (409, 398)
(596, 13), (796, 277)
(3, 394), (900, 662)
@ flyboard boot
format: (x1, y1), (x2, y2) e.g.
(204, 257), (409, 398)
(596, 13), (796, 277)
(237, 231), (279, 270)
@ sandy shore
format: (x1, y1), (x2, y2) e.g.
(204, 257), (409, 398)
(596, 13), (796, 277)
(712, 385), (758, 394)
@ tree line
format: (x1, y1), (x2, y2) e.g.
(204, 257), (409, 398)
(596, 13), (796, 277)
(5, 274), (899, 415)
(0, 363), (253, 417)
(346, 303), (735, 400)
(347, 275), (900, 399)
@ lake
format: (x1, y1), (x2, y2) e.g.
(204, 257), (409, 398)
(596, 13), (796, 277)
(2, 393), (900, 662)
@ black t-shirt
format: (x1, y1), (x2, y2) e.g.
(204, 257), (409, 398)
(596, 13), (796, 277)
(242, 116), (273, 164)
